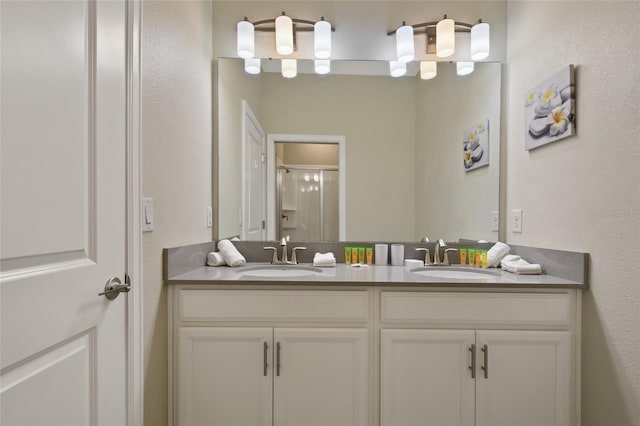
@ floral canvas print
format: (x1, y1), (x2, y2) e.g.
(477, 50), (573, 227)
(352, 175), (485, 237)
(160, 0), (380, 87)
(463, 118), (489, 171)
(525, 65), (576, 150)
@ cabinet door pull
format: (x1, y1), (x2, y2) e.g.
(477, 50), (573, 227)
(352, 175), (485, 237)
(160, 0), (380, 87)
(481, 344), (489, 378)
(469, 344), (476, 379)
(263, 341), (268, 377)
(276, 342), (281, 377)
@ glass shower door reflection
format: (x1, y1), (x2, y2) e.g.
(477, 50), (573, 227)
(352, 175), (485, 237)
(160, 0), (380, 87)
(278, 168), (338, 242)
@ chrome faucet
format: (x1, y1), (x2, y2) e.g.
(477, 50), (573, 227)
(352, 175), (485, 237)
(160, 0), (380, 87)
(280, 237), (288, 263)
(433, 239), (446, 265)
(432, 239), (458, 266)
(263, 237), (306, 264)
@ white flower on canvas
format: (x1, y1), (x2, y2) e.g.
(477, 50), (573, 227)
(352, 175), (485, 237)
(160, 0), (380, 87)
(525, 91), (539, 107)
(534, 85), (562, 116)
(548, 105), (571, 136)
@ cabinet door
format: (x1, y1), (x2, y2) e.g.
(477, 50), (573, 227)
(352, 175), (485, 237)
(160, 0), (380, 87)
(381, 329), (476, 426)
(177, 327), (273, 426)
(273, 328), (368, 426)
(475, 330), (571, 426)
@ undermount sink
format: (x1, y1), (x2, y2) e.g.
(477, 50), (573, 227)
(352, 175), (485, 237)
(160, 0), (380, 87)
(410, 267), (500, 281)
(236, 264), (324, 278)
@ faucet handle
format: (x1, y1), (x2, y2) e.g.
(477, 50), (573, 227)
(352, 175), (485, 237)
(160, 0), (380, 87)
(443, 248), (458, 266)
(416, 248), (431, 265)
(263, 246), (278, 264)
(291, 247), (307, 264)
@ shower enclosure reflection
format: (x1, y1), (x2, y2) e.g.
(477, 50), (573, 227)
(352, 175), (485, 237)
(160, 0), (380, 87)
(277, 167), (339, 242)
(274, 141), (340, 242)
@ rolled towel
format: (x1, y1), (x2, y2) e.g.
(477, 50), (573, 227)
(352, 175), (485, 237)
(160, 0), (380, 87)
(500, 254), (542, 275)
(487, 242), (511, 268)
(217, 239), (246, 267)
(207, 251), (227, 267)
(313, 252), (336, 267)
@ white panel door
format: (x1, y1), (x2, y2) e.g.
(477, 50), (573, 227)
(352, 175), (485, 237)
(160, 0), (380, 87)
(177, 327), (273, 426)
(0, 0), (128, 425)
(380, 329), (476, 426)
(273, 328), (368, 426)
(475, 330), (572, 426)
(242, 100), (266, 240)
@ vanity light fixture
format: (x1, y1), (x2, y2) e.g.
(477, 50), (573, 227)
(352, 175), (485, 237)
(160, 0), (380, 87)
(470, 20), (490, 60)
(282, 59), (297, 78)
(244, 58), (261, 74)
(237, 19), (255, 59)
(389, 60), (407, 77)
(275, 13), (294, 55)
(237, 14), (335, 76)
(395, 22), (415, 63)
(420, 61), (437, 80)
(436, 15), (455, 58)
(456, 61), (474, 76)
(388, 16), (490, 77)
(314, 18), (332, 59)
(315, 59), (331, 75)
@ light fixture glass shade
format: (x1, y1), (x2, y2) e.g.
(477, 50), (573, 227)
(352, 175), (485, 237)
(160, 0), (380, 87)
(420, 61), (437, 80)
(275, 14), (294, 55)
(237, 20), (255, 59)
(244, 58), (261, 74)
(456, 61), (474, 76)
(436, 17), (455, 58)
(282, 59), (297, 78)
(389, 60), (407, 77)
(315, 59), (330, 74)
(314, 20), (332, 59)
(396, 24), (414, 63)
(470, 21), (490, 60)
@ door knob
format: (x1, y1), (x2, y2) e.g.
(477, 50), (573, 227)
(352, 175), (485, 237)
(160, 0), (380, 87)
(99, 277), (131, 300)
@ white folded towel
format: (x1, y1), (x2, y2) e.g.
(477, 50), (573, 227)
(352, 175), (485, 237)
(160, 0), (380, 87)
(500, 254), (542, 275)
(207, 251), (227, 267)
(487, 242), (511, 268)
(313, 252), (336, 267)
(217, 239), (246, 267)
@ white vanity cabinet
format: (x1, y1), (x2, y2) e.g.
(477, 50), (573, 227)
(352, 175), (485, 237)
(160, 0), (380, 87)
(379, 290), (579, 426)
(169, 287), (370, 426)
(169, 285), (581, 426)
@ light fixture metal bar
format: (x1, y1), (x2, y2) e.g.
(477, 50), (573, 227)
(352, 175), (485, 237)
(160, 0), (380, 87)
(250, 18), (335, 32)
(387, 20), (474, 36)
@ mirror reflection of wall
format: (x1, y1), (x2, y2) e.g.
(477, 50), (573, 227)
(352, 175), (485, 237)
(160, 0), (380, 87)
(216, 59), (501, 242)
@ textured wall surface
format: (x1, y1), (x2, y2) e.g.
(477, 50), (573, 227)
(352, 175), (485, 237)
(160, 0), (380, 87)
(505, 2), (640, 424)
(141, 2), (212, 425)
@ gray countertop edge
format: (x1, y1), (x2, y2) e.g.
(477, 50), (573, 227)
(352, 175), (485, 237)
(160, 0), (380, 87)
(165, 264), (585, 289)
(163, 241), (589, 289)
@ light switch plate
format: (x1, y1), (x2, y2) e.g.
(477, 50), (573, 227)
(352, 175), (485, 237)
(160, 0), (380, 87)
(142, 198), (154, 232)
(491, 210), (499, 232)
(512, 209), (523, 233)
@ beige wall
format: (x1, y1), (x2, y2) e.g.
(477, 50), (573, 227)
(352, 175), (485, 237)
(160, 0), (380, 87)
(217, 59), (264, 238)
(282, 143), (339, 166)
(141, 2), (212, 426)
(261, 73), (417, 241)
(505, 2), (640, 424)
(415, 62), (501, 241)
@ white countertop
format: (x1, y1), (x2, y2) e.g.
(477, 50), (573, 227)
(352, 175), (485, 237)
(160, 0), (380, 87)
(166, 263), (584, 288)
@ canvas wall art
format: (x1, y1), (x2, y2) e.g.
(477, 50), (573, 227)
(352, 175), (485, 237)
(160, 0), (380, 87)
(463, 118), (489, 172)
(525, 65), (576, 150)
